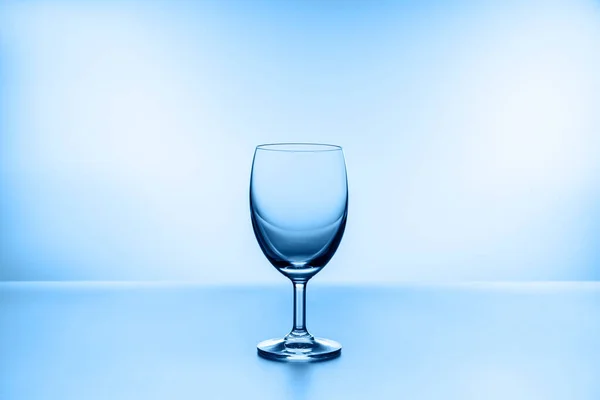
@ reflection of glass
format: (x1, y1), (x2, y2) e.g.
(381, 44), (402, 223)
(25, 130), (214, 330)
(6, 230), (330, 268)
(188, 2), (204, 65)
(250, 143), (347, 361)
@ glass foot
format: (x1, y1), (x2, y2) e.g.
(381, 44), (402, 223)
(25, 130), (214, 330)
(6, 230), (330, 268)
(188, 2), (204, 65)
(257, 337), (341, 362)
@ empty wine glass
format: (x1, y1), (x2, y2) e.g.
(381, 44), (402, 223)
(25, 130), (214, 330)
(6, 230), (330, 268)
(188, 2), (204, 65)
(250, 143), (348, 362)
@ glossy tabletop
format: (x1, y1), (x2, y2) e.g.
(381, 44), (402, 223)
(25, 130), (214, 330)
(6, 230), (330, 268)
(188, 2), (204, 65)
(1, 282), (599, 399)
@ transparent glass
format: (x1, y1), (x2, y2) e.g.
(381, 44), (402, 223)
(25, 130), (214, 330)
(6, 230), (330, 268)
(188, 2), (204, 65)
(250, 143), (348, 362)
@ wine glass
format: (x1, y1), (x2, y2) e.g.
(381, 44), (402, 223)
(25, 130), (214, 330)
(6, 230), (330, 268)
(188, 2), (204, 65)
(250, 143), (348, 362)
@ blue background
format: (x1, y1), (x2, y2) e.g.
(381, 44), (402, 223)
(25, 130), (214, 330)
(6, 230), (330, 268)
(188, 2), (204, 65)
(1, 0), (599, 283)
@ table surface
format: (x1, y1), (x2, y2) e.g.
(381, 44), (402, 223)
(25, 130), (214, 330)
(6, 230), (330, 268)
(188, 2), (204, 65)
(1, 282), (599, 400)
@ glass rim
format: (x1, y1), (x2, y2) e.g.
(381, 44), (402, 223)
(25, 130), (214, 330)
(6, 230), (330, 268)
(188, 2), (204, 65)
(255, 143), (342, 152)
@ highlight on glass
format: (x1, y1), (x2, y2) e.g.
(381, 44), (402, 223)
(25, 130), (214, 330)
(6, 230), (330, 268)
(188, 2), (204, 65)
(250, 143), (348, 362)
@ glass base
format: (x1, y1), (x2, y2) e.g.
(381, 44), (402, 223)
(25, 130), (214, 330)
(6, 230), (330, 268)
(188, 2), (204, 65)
(257, 337), (341, 362)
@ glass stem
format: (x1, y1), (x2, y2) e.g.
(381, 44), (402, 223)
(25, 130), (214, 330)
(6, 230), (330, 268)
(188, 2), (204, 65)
(290, 281), (310, 338)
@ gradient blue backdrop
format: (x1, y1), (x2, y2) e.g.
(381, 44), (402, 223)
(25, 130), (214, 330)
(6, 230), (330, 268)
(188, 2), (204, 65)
(1, 0), (599, 282)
